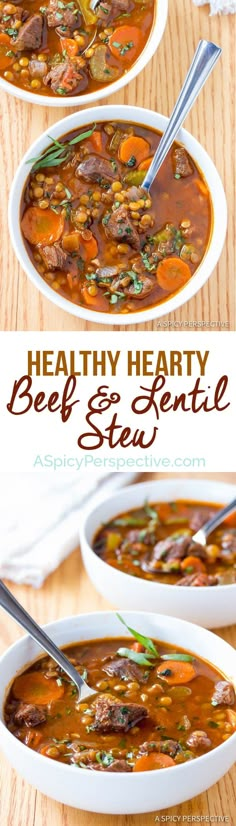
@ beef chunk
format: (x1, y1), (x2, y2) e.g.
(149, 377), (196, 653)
(13, 703), (46, 727)
(13, 13), (43, 50)
(93, 695), (148, 733)
(176, 573), (218, 586)
(168, 539), (207, 562)
(88, 759), (132, 772)
(45, 0), (81, 29)
(139, 739), (180, 757)
(105, 205), (140, 250)
(109, 272), (153, 300)
(186, 730), (212, 749)
(144, 534), (208, 574)
(40, 243), (80, 281)
(44, 61), (88, 95)
(211, 681), (235, 707)
(103, 657), (148, 684)
(189, 509), (215, 532)
(77, 156), (116, 184)
(112, 0), (133, 9)
(29, 59), (47, 78)
(40, 244), (71, 271)
(173, 147), (193, 178)
(97, 0), (133, 23)
(123, 275), (153, 300)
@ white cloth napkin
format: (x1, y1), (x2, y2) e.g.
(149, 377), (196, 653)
(193, 0), (236, 12)
(0, 472), (136, 587)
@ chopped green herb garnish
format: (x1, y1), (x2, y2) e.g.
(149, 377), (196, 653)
(102, 213), (110, 226)
(126, 155), (136, 167)
(5, 27), (18, 37)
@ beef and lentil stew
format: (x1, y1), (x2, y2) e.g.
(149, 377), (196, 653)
(93, 500), (236, 585)
(5, 617), (236, 772)
(0, 0), (154, 98)
(20, 120), (212, 314)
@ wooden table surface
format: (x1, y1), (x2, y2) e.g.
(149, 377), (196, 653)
(0, 472), (236, 825)
(0, 0), (235, 331)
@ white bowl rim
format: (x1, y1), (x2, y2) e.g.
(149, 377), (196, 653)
(8, 103), (227, 326)
(0, 0), (168, 107)
(1, 609), (236, 779)
(81, 478), (236, 591)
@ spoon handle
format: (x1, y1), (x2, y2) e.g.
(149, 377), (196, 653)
(142, 39), (222, 192)
(0, 580), (84, 689)
(192, 498), (236, 546)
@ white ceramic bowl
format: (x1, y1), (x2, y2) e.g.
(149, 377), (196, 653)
(0, 611), (236, 814)
(80, 479), (236, 628)
(0, 1), (168, 107)
(9, 104), (227, 326)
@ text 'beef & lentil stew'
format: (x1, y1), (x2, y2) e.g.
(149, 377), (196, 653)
(20, 121), (212, 314)
(0, 0), (155, 98)
(4, 616), (236, 772)
(93, 500), (236, 585)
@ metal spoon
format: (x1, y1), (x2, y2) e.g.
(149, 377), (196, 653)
(192, 498), (236, 547)
(142, 39), (222, 193)
(90, 0), (99, 10)
(0, 580), (97, 703)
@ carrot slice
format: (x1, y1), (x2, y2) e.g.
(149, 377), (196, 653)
(157, 503), (173, 523)
(156, 660), (196, 685)
(156, 257), (192, 292)
(25, 729), (43, 749)
(82, 234), (98, 261)
(67, 272), (80, 290)
(81, 285), (98, 306)
(60, 38), (79, 58)
(0, 33), (13, 71)
(119, 135), (150, 168)
(181, 556), (206, 573)
(109, 26), (142, 64)
(21, 206), (64, 246)
(134, 753), (175, 772)
(132, 642), (145, 653)
(138, 156), (153, 171)
(13, 672), (64, 705)
(0, 33), (10, 44)
(89, 130), (103, 153)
